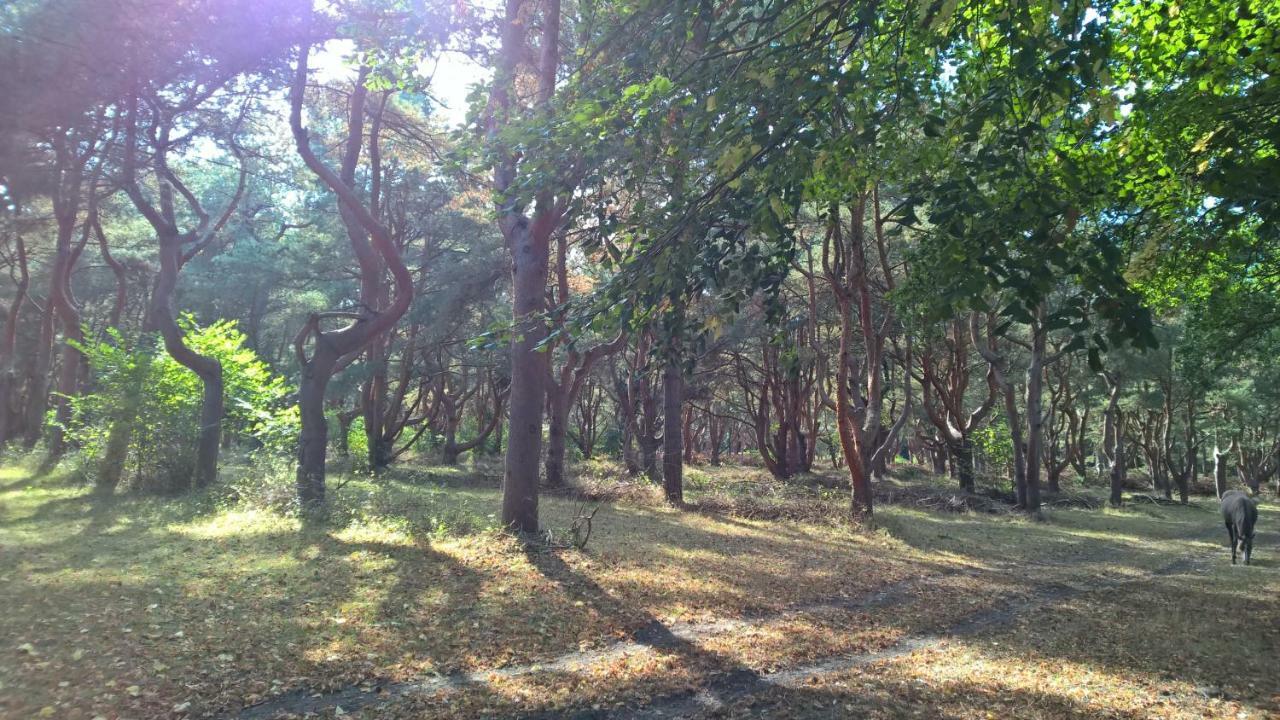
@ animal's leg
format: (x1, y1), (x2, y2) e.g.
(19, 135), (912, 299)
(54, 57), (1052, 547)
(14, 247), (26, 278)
(1228, 523), (1237, 565)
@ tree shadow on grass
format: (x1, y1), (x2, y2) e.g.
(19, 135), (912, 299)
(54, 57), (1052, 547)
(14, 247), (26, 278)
(705, 674), (1168, 720)
(518, 539), (768, 717)
(0, 478), (500, 720)
(953, 575), (1280, 716)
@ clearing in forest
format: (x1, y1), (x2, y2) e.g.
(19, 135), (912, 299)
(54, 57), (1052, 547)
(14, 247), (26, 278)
(1, 461), (1277, 720)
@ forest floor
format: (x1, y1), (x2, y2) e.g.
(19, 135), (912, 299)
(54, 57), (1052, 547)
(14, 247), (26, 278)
(1, 457), (1278, 720)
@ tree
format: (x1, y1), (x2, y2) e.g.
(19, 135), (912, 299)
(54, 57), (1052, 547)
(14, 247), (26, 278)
(289, 44), (413, 505)
(917, 316), (996, 492)
(120, 90), (248, 490)
(484, 0), (567, 532)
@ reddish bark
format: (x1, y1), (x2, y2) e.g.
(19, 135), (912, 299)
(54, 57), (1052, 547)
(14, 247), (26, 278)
(487, 0), (565, 532)
(289, 47), (413, 505)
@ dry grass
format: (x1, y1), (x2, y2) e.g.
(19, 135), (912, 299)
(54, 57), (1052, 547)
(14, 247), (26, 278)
(1, 458), (1276, 720)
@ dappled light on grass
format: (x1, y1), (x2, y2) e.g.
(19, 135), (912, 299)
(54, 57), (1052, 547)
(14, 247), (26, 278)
(2, 462), (1277, 719)
(171, 508), (300, 539)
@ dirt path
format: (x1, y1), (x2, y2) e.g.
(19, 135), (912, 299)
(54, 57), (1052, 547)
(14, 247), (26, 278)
(536, 551), (1212, 720)
(230, 520), (1229, 720)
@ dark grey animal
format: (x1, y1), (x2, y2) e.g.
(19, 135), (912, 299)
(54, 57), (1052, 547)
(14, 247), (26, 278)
(1220, 490), (1257, 565)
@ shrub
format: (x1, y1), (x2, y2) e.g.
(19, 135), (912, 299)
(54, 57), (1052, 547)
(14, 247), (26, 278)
(68, 318), (296, 492)
(973, 419), (1014, 482)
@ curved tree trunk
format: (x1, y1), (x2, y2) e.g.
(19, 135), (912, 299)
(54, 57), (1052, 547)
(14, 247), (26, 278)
(43, 211), (91, 468)
(288, 49), (414, 505)
(152, 234), (223, 490)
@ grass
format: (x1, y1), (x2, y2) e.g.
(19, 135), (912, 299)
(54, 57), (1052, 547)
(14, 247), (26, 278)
(0, 457), (1276, 719)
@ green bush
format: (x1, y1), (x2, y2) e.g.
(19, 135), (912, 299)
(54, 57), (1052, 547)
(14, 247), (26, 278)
(68, 318), (296, 492)
(973, 419), (1014, 482)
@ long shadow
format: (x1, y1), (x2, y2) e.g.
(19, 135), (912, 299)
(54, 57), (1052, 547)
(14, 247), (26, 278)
(701, 674), (1164, 719)
(1, 473), (500, 720)
(517, 540), (768, 718)
(7, 465), (1272, 720)
(951, 571), (1280, 714)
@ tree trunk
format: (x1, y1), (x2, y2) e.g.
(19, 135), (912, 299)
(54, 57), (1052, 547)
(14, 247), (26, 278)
(950, 438), (976, 492)
(1109, 435), (1126, 507)
(1022, 310), (1047, 515)
(708, 410), (723, 466)
(622, 415), (639, 474)
(502, 218), (551, 530)
(442, 419), (460, 465)
(287, 50), (414, 506)
(23, 299), (55, 448)
(544, 384), (571, 488)
(442, 387), (505, 467)
(1002, 383), (1028, 508)
(296, 358), (333, 504)
(835, 299), (872, 518)
(1213, 441), (1234, 499)
(152, 234), (223, 490)
(640, 434), (660, 481)
(0, 231), (28, 447)
(1101, 373), (1124, 507)
(682, 406), (695, 464)
(363, 343), (391, 471)
(43, 215), (90, 468)
(97, 413), (135, 495)
(662, 354), (683, 505)
(96, 341), (151, 495)
(1046, 463), (1061, 494)
(489, 0), (561, 533)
